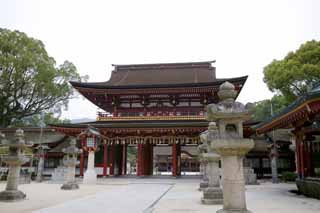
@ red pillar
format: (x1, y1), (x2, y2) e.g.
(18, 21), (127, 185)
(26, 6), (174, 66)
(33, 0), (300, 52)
(145, 143), (152, 176)
(118, 145), (123, 176)
(110, 144), (115, 176)
(80, 152), (84, 176)
(80, 138), (85, 176)
(172, 143), (177, 177)
(177, 143), (181, 176)
(149, 144), (153, 175)
(144, 144), (149, 176)
(300, 141), (305, 178)
(295, 130), (303, 178)
(103, 144), (108, 177)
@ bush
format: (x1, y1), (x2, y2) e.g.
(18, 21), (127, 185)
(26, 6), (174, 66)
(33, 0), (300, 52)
(282, 171), (297, 182)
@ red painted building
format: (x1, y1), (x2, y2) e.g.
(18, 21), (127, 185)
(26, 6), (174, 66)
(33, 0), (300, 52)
(256, 85), (320, 198)
(51, 61), (248, 177)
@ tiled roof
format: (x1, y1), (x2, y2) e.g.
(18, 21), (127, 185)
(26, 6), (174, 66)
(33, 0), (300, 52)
(108, 61), (216, 86)
(255, 85), (320, 133)
(71, 61), (220, 88)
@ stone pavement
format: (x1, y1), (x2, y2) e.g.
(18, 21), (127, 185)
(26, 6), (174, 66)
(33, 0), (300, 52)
(34, 183), (173, 213)
(152, 181), (320, 213)
(1, 178), (320, 213)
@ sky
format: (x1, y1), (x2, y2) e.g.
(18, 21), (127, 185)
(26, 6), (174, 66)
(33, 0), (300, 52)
(1, 0), (320, 120)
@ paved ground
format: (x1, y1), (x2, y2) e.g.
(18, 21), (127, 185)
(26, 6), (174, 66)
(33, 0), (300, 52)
(0, 178), (320, 213)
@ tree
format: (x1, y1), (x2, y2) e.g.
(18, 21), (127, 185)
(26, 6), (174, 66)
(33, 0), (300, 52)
(263, 40), (320, 103)
(0, 28), (81, 127)
(253, 95), (288, 121)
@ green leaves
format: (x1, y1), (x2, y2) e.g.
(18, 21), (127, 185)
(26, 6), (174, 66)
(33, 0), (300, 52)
(0, 28), (81, 127)
(253, 95), (288, 122)
(263, 40), (320, 103)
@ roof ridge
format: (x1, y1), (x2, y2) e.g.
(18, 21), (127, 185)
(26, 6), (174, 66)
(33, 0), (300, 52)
(112, 60), (215, 66)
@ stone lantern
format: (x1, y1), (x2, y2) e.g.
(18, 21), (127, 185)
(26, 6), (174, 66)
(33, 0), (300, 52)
(35, 144), (50, 182)
(78, 126), (102, 184)
(198, 143), (209, 191)
(206, 81), (254, 213)
(200, 124), (223, 205)
(0, 129), (33, 201)
(61, 138), (82, 190)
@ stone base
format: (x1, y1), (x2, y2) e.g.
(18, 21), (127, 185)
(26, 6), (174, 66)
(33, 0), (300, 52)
(217, 209), (252, 213)
(201, 187), (223, 205)
(61, 182), (79, 190)
(244, 167), (258, 185)
(199, 182), (209, 191)
(296, 177), (320, 199)
(0, 190), (26, 202)
(83, 169), (97, 184)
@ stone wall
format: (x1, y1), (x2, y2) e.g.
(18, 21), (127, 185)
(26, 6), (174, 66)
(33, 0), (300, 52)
(296, 178), (320, 199)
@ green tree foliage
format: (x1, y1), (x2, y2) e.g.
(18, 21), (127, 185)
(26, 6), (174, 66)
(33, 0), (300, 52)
(0, 28), (81, 127)
(253, 40), (320, 121)
(263, 40), (320, 103)
(253, 95), (288, 121)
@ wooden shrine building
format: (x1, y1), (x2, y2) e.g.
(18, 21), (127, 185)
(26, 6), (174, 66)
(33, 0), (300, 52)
(256, 85), (320, 199)
(51, 61), (248, 177)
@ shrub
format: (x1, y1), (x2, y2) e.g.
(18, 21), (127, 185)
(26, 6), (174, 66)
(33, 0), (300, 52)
(282, 171), (297, 182)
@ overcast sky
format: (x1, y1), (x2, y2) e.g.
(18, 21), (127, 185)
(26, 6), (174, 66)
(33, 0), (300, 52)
(1, 0), (320, 120)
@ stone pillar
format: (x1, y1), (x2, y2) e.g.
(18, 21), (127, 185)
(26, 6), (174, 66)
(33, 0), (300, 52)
(36, 145), (48, 182)
(61, 163), (77, 190)
(199, 159), (209, 191)
(201, 153), (223, 205)
(243, 158), (258, 185)
(6, 165), (21, 192)
(36, 156), (45, 182)
(198, 143), (209, 191)
(224, 156), (245, 209)
(270, 144), (279, 184)
(83, 151), (97, 184)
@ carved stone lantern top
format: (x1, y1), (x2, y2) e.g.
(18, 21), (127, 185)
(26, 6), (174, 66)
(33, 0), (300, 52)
(206, 81), (254, 122)
(62, 138), (82, 155)
(203, 82), (255, 156)
(0, 129), (33, 166)
(62, 138), (82, 167)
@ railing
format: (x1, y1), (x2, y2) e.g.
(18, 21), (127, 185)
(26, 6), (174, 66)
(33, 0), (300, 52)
(97, 113), (205, 121)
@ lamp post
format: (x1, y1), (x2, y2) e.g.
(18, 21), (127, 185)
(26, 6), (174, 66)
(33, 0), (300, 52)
(79, 126), (102, 184)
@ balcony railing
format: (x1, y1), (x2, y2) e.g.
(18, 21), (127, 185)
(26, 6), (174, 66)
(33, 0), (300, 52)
(97, 112), (205, 121)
